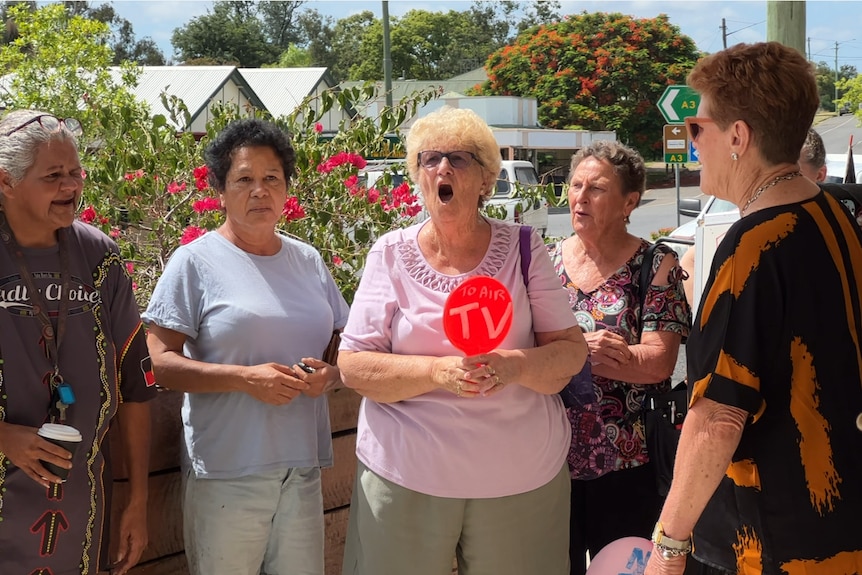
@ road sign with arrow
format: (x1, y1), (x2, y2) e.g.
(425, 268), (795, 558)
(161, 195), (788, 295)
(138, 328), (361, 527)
(663, 124), (688, 163)
(657, 85), (700, 123)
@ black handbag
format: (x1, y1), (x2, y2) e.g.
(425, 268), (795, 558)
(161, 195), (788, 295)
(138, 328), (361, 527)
(642, 383), (687, 496)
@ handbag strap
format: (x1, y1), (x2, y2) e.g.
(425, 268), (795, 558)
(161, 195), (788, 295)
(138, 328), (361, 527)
(518, 225), (531, 287)
(639, 241), (660, 312)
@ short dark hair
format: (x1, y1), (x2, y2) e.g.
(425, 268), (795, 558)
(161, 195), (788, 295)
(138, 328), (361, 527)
(801, 128), (826, 170)
(204, 118), (296, 191)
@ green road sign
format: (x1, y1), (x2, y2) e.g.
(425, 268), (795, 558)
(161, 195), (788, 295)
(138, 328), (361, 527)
(657, 85), (700, 123)
(664, 152), (688, 164)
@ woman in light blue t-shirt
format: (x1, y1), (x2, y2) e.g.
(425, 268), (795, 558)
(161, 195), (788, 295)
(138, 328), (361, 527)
(143, 118), (349, 575)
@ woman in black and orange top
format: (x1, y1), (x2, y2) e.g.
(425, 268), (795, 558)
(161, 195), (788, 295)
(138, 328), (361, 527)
(645, 42), (862, 575)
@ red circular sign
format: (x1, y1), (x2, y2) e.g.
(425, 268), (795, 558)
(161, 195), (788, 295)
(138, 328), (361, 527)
(443, 276), (513, 356)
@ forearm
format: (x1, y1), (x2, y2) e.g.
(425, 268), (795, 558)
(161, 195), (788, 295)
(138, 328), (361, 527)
(511, 336), (588, 394)
(658, 398), (747, 540)
(339, 351), (439, 403)
(150, 349), (254, 394)
(116, 401), (152, 505)
(592, 337), (680, 383)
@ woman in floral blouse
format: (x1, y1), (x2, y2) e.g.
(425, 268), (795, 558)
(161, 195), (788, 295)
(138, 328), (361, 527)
(546, 141), (690, 575)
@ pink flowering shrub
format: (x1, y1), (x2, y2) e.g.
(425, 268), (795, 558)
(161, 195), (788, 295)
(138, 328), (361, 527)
(77, 85), (440, 304)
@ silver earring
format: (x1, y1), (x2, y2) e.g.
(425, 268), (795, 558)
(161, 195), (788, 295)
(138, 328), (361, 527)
(731, 152), (739, 161)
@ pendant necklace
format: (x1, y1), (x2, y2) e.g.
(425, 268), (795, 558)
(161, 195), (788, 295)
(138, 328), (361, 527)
(741, 171), (802, 216)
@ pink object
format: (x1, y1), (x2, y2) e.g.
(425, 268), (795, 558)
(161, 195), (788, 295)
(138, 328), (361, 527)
(586, 537), (653, 575)
(443, 276), (513, 356)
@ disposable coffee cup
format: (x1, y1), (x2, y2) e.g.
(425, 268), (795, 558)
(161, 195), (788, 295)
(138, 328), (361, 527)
(37, 423), (82, 482)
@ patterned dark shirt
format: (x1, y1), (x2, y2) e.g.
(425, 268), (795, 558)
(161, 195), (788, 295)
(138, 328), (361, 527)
(0, 221), (156, 574)
(547, 240), (690, 476)
(687, 191), (862, 574)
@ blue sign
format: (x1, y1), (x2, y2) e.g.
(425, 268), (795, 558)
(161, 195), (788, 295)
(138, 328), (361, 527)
(689, 140), (700, 163)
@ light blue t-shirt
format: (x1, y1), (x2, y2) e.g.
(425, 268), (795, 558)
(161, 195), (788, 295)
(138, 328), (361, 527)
(143, 231), (350, 479)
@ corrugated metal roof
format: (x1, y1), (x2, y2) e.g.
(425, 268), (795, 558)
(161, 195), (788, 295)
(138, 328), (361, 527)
(238, 68), (331, 119)
(109, 66), (257, 129)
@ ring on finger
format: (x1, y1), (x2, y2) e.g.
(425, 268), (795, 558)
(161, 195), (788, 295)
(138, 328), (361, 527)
(494, 375), (503, 386)
(488, 366), (496, 376)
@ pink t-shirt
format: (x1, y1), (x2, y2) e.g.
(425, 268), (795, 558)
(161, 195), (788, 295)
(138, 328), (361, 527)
(341, 219), (577, 498)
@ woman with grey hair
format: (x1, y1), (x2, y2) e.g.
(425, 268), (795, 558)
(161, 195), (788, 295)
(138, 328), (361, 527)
(0, 109), (155, 574)
(546, 140), (690, 575)
(339, 106), (588, 575)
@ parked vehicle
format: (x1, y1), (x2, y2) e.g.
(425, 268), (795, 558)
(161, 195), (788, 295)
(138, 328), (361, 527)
(490, 160), (549, 236)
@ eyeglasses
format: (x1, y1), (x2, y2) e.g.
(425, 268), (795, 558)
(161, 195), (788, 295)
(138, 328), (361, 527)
(2, 115), (84, 138)
(684, 116), (715, 142)
(417, 150), (483, 170)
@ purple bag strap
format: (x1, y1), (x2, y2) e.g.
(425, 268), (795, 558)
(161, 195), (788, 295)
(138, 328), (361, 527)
(518, 225), (531, 287)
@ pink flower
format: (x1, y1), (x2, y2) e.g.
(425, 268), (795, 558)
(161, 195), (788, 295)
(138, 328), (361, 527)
(314, 123), (323, 133)
(332, 255), (343, 266)
(110, 227), (121, 239)
(79, 205), (97, 224)
(80, 169), (87, 180)
(124, 169), (144, 181)
(282, 196), (306, 221)
(366, 187), (380, 203)
(343, 175), (358, 188)
(180, 226), (206, 245)
(132, 282), (138, 291)
(125, 262), (135, 274)
(195, 178), (209, 191)
(193, 165), (208, 180)
(192, 197), (221, 214)
(402, 204), (423, 217)
(167, 181), (187, 194)
(99, 216), (109, 225)
(317, 151), (367, 174)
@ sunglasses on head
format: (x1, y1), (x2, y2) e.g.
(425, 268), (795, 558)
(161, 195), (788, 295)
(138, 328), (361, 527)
(3, 114), (84, 138)
(417, 150), (483, 170)
(684, 116), (715, 142)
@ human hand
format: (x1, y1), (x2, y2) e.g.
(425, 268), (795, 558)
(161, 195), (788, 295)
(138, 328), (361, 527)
(293, 358), (341, 398)
(111, 500), (148, 575)
(583, 330), (632, 368)
(0, 421), (72, 488)
(462, 351), (516, 397)
(645, 551), (687, 575)
(430, 356), (479, 398)
(240, 363), (310, 405)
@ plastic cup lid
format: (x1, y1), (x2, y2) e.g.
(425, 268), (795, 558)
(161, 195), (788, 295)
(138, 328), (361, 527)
(38, 423), (82, 442)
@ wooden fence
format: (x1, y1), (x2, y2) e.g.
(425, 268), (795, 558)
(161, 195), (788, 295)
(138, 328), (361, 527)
(110, 386), (361, 575)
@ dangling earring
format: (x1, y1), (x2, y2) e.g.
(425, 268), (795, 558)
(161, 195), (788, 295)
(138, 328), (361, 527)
(731, 152), (739, 161)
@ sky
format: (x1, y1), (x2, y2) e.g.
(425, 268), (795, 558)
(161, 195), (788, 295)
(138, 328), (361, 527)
(110, 0), (862, 71)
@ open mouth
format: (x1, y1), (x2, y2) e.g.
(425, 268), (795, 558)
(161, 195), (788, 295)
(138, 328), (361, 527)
(53, 198), (76, 207)
(438, 184), (454, 203)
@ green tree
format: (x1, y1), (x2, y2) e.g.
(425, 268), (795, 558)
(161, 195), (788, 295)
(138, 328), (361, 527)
(265, 43), (312, 68)
(815, 61), (857, 112)
(477, 12), (701, 157)
(172, 1), (278, 67)
(295, 8), (336, 71)
(258, 0), (305, 53)
(836, 73), (862, 121)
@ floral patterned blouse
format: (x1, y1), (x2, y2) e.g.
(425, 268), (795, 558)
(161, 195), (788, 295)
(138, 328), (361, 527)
(546, 239), (691, 479)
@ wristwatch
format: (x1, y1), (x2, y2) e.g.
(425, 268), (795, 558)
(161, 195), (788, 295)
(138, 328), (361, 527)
(651, 522), (692, 560)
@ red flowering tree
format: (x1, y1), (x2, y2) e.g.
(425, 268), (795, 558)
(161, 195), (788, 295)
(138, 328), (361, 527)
(477, 12), (700, 157)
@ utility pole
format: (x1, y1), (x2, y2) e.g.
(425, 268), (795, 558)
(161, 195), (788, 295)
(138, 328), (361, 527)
(721, 18), (727, 49)
(382, 1), (393, 109)
(807, 36), (811, 60)
(766, 1), (805, 57)
(834, 40), (855, 105)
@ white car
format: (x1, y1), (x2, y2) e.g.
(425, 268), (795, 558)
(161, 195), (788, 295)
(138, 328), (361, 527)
(488, 160), (549, 236)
